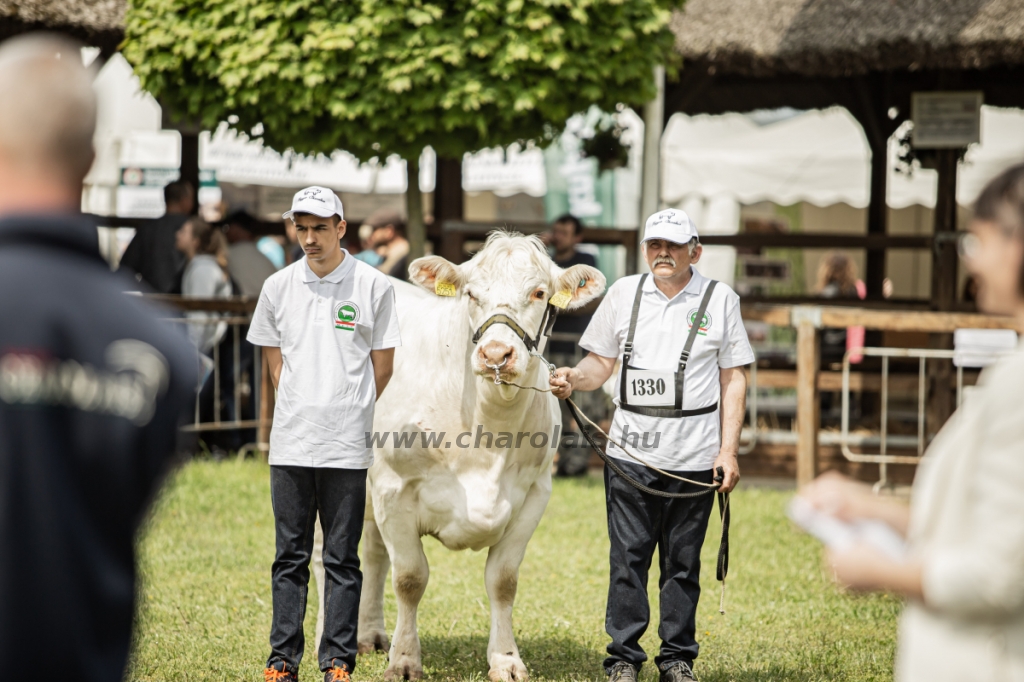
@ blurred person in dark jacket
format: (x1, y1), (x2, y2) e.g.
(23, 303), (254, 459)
(119, 179), (195, 293)
(546, 214), (602, 476)
(0, 35), (196, 682)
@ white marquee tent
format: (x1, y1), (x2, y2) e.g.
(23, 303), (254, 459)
(662, 105), (1024, 211)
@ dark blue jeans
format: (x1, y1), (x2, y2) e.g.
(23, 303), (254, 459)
(268, 466), (366, 672)
(603, 459), (715, 673)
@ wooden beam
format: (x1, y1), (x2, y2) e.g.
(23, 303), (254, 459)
(796, 322), (820, 486)
(818, 307), (1017, 332)
(756, 369), (925, 392)
(739, 305), (793, 326)
(138, 294), (258, 313)
(439, 220), (639, 267)
(739, 303), (1017, 332)
(699, 233), (931, 249)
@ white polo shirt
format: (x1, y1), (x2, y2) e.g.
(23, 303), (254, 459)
(247, 251), (401, 469)
(579, 267), (754, 470)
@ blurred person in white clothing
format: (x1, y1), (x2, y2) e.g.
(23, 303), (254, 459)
(176, 217), (231, 354)
(801, 162), (1024, 682)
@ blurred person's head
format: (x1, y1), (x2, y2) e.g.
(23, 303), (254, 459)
(358, 223), (375, 249)
(364, 209), (406, 247)
(0, 34), (97, 214)
(176, 217), (229, 273)
(641, 209), (701, 281)
(221, 210), (259, 244)
(283, 187), (346, 266)
(163, 180), (195, 215)
(963, 163), (1024, 317)
(816, 252), (858, 297)
(551, 214), (583, 256)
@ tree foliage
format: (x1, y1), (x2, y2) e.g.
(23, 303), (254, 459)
(123, 0), (681, 161)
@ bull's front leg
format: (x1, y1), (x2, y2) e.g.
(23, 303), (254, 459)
(378, 517), (430, 681)
(484, 482), (551, 682)
(357, 515), (391, 654)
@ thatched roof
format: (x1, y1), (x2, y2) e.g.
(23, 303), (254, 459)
(0, 0), (125, 52)
(672, 0), (1024, 78)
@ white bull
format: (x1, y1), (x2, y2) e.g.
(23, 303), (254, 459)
(314, 231), (604, 681)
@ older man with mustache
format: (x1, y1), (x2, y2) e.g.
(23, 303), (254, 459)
(551, 208), (753, 682)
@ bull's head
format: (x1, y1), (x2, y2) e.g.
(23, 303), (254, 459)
(409, 231), (605, 383)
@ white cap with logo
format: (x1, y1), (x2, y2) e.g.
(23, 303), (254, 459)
(641, 208), (699, 245)
(282, 186), (344, 221)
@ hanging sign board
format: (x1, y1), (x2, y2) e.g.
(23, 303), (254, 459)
(911, 91), (983, 149)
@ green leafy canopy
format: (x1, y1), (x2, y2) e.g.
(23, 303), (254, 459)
(123, 0), (681, 161)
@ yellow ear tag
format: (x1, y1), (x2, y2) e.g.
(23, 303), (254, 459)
(435, 280), (457, 297)
(549, 289), (572, 309)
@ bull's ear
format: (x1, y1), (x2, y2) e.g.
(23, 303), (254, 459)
(552, 264), (606, 310)
(409, 255), (466, 297)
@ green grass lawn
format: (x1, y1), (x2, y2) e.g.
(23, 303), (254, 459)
(129, 460), (899, 682)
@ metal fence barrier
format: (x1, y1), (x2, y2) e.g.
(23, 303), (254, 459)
(839, 346), (1013, 488)
(143, 295), (268, 458)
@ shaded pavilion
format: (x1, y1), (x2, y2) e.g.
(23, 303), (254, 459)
(666, 0), (1024, 308)
(0, 1), (123, 56)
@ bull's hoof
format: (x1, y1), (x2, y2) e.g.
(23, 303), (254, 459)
(383, 664), (424, 681)
(357, 631), (390, 655)
(488, 655), (528, 682)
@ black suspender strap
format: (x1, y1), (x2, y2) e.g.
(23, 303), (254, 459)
(675, 280), (718, 409)
(619, 273), (648, 406)
(618, 274), (719, 419)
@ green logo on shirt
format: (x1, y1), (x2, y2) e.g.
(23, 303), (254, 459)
(334, 301), (359, 331)
(686, 309), (712, 336)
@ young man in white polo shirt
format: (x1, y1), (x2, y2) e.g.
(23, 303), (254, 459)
(248, 186), (402, 682)
(550, 209), (753, 682)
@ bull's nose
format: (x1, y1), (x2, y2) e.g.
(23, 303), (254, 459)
(478, 341), (514, 368)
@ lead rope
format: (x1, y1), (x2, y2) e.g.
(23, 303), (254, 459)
(485, 351), (730, 612)
(486, 353), (718, 489)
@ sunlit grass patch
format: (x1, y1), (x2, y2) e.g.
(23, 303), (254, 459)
(130, 461), (898, 682)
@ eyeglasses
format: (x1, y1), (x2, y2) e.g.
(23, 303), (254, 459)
(956, 232), (981, 261)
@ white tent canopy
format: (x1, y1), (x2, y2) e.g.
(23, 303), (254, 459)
(661, 106), (1024, 210)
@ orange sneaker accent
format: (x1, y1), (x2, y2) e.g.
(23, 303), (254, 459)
(326, 663), (350, 682)
(264, 665), (294, 682)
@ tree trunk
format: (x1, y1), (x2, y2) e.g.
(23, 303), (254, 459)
(406, 156), (426, 262)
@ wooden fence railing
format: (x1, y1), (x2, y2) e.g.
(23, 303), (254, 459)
(740, 303), (1019, 485)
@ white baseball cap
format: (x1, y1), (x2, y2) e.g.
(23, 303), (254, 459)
(641, 208), (698, 245)
(282, 186), (344, 221)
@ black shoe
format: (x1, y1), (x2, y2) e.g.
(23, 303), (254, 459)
(660, 660), (697, 682)
(608, 661), (638, 682)
(263, 660), (298, 682)
(324, 660), (351, 682)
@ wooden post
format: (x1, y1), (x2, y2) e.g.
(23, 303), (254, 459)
(435, 156), (465, 263)
(795, 312), (820, 486)
(406, 156), (426, 262)
(931, 149), (960, 310)
(258, 350), (275, 457)
(928, 148), (961, 433)
(865, 132), (888, 299)
(179, 132), (200, 214)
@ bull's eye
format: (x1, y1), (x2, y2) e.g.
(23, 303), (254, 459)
(533, 290), (546, 301)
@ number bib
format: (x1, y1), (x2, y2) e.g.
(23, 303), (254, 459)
(623, 368), (675, 407)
